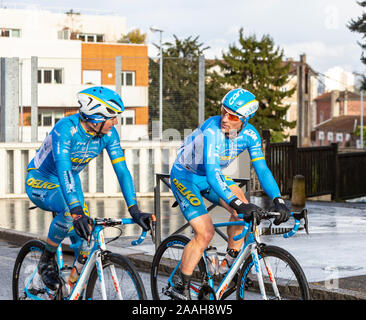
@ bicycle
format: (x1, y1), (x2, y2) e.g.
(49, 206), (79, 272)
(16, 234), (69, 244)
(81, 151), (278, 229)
(150, 209), (310, 300)
(13, 210), (153, 300)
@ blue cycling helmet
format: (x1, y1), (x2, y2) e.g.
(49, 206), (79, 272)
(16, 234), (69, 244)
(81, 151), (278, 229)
(221, 88), (259, 126)
(78, 86), (124, 123)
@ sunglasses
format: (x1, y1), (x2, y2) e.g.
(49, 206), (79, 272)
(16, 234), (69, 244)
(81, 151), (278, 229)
(221, 106), (243, 122)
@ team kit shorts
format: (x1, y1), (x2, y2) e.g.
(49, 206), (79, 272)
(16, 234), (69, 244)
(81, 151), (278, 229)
(170, 163), (237, 222)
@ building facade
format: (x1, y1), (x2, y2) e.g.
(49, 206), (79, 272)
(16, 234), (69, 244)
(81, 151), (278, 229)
(313, 90), (366, 148)
(0, 7), (149, 141)
(281, 54), (319, 146)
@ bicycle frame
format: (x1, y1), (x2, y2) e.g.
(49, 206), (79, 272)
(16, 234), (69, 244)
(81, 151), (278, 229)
(24, 218), (146, 300)
(67, 218), (145, 300)
(195, 210), (308, 300)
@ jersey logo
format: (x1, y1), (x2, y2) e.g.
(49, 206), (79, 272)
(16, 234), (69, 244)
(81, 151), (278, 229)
(172, 178), (201, 206)
(71, 157), (92, 164)
(243, 129), (258, 141)
(26, 178), (59, 190)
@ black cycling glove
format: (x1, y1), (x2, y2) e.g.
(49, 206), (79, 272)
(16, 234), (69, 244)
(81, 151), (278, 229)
(229, 198), (264, 223)
(272, 197), (291, 225)
(129, 205), (151, 231)
(71, 206), (92, 241)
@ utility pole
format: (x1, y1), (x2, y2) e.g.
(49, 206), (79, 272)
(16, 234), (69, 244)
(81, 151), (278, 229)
(361, 90), (364, 148)
(150, 27), (164, 140)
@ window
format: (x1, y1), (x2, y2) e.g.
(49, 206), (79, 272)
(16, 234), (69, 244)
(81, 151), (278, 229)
(38, 110), (64, 127)
(327, 132), (333, 142)
(76, 33), (104, 42)
(336, 133), (343, 142)
(318, 131), (324, 141)
(38, 68), (63, 84)
(83, 70), (101, 85)
(121, 110), (135, 125)
(58, 29), (70, 40)
(0, 28), (21, 38)
(121, 71), (136, 86)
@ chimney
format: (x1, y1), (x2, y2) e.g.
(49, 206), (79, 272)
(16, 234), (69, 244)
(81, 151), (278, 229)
(331, 90), (340, 117)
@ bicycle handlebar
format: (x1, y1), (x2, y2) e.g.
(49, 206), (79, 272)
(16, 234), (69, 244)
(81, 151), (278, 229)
(93, 217), (153, 246)
(233, 208), (309, 241)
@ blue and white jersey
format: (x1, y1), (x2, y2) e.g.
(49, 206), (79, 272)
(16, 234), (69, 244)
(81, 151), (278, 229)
(27, 113), (137, 210)
(174, 116), (281, 204)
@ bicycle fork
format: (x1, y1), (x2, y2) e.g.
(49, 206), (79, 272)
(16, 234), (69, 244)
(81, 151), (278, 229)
(251, 244), (281, 300)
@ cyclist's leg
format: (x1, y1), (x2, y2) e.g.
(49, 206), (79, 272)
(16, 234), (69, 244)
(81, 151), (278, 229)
(170, 166), (214, 299)
(25, 170), (69, 289)
(204, 175), (248, 251)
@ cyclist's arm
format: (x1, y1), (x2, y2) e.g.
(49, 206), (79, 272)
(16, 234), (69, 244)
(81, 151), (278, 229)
(105, 129), (137, 208)
(51, 126), (83, 210)
(203, 129), (236, 205)
(248, 133), (281, 200)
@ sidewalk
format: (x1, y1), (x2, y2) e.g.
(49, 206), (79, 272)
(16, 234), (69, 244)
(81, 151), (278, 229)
(2, 225), (366, 300)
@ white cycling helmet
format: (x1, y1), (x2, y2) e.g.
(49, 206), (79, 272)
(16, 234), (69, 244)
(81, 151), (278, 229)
(78, 86), (124, 123)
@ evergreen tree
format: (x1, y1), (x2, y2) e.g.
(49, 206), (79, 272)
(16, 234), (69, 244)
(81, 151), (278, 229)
(148, 35), (208, 138)
(348, 1), (366, 88)
(207, 28), (296, 142)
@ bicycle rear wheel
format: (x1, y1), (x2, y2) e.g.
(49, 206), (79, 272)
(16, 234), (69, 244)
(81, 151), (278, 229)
(12, 239), (55, 300)
(150, 234), (206, 300)
(236, 245), (310, 300)
(85, 252), (147, 300)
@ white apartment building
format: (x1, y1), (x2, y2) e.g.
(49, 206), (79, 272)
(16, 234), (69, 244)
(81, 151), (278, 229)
(0, 7), (149, 142)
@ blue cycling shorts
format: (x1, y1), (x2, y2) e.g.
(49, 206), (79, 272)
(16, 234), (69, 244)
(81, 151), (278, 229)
(25, 169), (89, 245)
(170, 163), (237, 222)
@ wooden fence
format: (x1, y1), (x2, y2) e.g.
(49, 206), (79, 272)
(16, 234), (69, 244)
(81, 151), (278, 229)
(262, 130), (366, 200)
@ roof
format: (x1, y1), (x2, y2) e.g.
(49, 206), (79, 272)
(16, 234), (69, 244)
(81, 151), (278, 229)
(315, 91), (363, 102)
(315, 115), (366, 132)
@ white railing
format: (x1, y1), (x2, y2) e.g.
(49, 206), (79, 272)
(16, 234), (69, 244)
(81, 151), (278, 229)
(0, 140), (182, 199)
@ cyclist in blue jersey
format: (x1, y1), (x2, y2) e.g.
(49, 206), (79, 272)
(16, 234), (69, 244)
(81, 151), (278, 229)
(25, 86), (150, 290)
(169, 88), (291, 300)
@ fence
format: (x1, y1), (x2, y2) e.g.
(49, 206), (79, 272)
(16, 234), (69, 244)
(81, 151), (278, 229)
(262, 130), (366, 200)
(0, 140), (181, 199)
(336, 152), (366, 200)
(1, 55), (205, 144)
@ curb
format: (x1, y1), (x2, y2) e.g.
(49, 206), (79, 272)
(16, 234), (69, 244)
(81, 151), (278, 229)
(1, 227), (365, 300)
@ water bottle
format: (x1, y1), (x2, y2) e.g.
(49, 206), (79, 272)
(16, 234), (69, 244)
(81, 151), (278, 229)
(206, 246), (219, 275)
(60, 265), (73, 297)
(67, 241), (89, 291)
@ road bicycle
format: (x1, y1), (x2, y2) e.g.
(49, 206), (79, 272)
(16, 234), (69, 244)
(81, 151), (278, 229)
(12, 211), (153, 300)
(150, 209), (310, 300)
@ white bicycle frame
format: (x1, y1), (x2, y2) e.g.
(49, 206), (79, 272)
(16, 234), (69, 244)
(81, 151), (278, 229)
(59, 218), (144, 300)
(204, 222), (281, 300)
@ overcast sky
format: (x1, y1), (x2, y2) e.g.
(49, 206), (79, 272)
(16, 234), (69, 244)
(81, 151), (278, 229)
(3, 0), (365, 75)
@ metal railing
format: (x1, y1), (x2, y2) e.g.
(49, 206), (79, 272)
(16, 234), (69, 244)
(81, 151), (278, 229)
(0, 141), (181, 198)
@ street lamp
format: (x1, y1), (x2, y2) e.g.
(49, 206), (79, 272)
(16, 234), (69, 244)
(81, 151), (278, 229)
(150, 27), (163, 140)
(353, 72), (365, 148)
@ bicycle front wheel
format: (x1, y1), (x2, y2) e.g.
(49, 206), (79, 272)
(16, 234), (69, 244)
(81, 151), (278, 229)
(150, 234), (206, 300)
(85, 252), (147, 300)
(12, 239), (55, 300)
(236, 245), (310, 300)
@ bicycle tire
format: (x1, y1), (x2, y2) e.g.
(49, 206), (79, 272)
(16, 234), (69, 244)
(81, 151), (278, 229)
(12, 239), (52, 300)
(150, 234), (206, 300)
(85, 252), (147, 300)
(236, 245), (310, 300)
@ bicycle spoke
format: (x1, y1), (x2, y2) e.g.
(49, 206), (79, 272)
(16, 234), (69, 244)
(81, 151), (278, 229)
(236, 246), (309, 300)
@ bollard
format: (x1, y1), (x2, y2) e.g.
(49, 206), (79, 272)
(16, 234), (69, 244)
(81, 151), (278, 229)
(291, 175), (305, 208)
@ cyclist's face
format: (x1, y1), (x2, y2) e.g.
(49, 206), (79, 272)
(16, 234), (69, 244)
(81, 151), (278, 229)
(85, 117), (118, 135)
(220, 107), (243, 133)
(100, 117), (118, 134)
